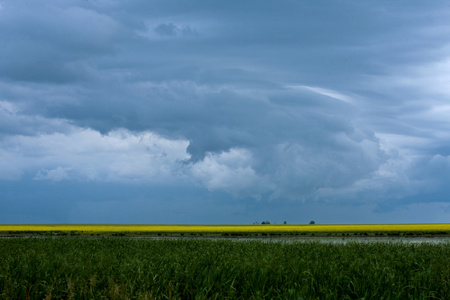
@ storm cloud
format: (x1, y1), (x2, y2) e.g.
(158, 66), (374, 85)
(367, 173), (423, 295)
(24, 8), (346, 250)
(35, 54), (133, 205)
(1, 1), (450, 223)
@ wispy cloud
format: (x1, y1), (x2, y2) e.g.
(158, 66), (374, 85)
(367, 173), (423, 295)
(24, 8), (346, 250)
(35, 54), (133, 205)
(289, 85), (354, 103)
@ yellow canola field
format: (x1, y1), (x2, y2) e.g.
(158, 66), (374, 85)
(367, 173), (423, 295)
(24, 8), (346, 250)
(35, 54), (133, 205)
(1, 224), (449, 233)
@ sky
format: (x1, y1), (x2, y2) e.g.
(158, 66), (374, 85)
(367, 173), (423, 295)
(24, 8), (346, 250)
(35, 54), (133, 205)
(1, 1), (450, 224)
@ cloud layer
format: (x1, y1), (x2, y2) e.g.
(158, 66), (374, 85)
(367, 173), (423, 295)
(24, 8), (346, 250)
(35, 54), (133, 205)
(1, 1), (450, 223)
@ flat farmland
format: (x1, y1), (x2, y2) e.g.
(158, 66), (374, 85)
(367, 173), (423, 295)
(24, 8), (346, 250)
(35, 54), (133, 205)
(1, 225), (449, 299)
(1, 238), (449, 299)
(1, 223), (450, 237)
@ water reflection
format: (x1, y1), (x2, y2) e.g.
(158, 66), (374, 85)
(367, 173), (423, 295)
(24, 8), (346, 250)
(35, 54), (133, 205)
(133, 236), (450, 244)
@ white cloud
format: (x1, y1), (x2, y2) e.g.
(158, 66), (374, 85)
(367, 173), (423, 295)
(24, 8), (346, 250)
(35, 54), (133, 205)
(35, 167), (71, 182)
(0, 126), (190, 183)
(315, 130), (450, 203)
(0, 100), (18, 114)
(189, 148), (273, 198)
(288, 85), (354, 103)
(139, 20), (204, 40)
(391, 57), (450, 99)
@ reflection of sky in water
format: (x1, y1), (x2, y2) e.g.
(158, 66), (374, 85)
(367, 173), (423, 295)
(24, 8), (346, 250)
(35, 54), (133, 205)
(133, 236), (450, 245)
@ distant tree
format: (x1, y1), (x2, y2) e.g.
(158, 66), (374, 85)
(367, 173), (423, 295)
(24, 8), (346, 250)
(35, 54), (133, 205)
(283, 221), (287, 224)
(253, 221), (259, 225)
(261, 221), (271, 225)
(309, 220), (315, 225)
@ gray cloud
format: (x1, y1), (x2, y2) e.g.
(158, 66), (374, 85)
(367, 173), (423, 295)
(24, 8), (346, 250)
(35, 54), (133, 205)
(1, 0), (450, 223)
(0, 1), (122, 83)
(153, 23), (198, 38)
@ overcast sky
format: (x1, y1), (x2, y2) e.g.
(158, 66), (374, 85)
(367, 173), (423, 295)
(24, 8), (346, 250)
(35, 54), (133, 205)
(1, 1), (450, 224)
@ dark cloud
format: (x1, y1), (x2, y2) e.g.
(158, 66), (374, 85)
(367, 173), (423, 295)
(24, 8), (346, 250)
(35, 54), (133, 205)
(154, 23), (177, 36)
(153, 23), (197, 37)
(1, 1), (450, 223)
(0, 1), (122, 83)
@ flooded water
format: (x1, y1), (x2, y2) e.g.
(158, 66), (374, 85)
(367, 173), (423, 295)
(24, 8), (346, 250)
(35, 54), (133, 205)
(131, 236), (450, 245)
(2, 235), (449, 244)
(254, 236), (450, 244)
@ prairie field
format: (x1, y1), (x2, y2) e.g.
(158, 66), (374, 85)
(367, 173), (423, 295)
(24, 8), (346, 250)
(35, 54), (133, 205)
(1, 223), (450, 237)
(1, 225), (449, 298)
(1, 238), (449, 299)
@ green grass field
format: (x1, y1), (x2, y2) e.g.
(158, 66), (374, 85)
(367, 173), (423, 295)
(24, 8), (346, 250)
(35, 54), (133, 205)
(1, 238), (449, 299)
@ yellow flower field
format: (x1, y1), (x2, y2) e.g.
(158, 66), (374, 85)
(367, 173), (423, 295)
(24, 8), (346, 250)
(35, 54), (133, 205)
(1, 224), (449, 234)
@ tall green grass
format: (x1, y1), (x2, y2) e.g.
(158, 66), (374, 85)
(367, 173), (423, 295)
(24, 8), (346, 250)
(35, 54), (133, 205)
(0, 238), (449, 299)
